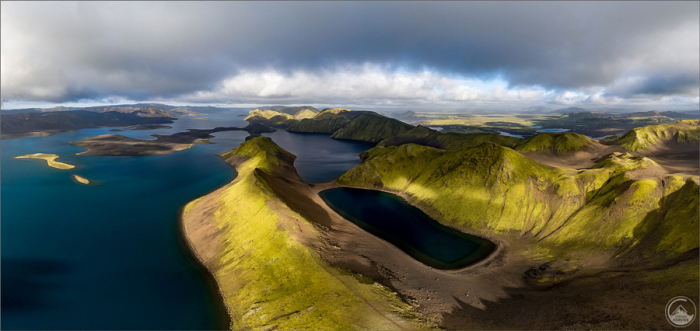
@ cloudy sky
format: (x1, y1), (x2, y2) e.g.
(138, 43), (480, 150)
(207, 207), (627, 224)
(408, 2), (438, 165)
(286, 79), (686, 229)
(2, 1), (698, 111)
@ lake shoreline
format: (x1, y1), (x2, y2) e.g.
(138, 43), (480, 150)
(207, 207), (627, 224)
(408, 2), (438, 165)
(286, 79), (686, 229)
(318, 187), (497, 270)
(312, 184), (507, 272)
(177, 202), (233, 330)
(176, 156), (240, 330)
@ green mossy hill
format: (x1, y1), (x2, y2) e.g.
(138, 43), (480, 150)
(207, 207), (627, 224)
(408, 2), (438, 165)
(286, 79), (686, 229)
(267, 114), (298, 127)
(339, 143), (698, 262)
(377, 125), (520, 150)
(288, 112), (353, 133)
(219, 136), (294, 171)
(680, 119), (700, 126)
(245, 114), (298, 128)
(288, 109), (379, 134)
(590, 152), (659, 170)
(244, 106), (318, 122)
(515, 132), (592, 153)
(251, 106), (318, 117)
(244, 109), (293, 121)
(612, 121), (700, 152)
(185, 137), (429, 330)
(331, 114), (415, 143)
(319, 108), (353, 115)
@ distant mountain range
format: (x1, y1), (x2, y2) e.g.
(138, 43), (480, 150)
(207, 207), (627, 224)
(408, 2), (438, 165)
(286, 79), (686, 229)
(1, 108), (176, 139)
(0, 103), (249, 116)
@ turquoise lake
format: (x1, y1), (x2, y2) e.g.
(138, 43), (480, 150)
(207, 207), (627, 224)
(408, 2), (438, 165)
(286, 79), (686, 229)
(1, 114), (373, 329)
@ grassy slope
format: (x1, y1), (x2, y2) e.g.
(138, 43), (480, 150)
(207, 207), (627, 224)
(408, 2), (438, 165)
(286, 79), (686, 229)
(244, 107), (318, 122)
(244, 109), (295, 121)
(612, 121), (700, 152)
(331, 114), (415, 143)
(339, 143), (698, 262)
(514, 132), (591, 153)
(378, 125), (521, 150)
(183, 137), (428, 330)
(288, 110), (352, 133)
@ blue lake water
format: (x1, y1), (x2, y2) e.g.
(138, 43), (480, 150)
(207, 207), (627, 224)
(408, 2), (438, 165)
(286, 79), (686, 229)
(497, 131), (525, 139)
(262, 130), (375, 183)
(536, 128), (570, 133)
(1, 114), (376, 329)
(320, 187), (496, 269)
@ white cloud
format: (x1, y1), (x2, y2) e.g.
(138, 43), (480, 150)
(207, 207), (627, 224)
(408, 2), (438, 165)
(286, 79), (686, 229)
(177, 65), (698, 110)
(1, 2), (698, 111)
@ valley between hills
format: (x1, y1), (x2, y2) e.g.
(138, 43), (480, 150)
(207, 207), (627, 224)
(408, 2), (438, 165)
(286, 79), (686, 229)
(180, 106), (700, 329)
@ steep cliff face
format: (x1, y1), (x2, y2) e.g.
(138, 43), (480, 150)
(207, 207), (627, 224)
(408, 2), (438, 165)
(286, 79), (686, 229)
(339, 142), (699, 262)
(182, 137), (428, 330)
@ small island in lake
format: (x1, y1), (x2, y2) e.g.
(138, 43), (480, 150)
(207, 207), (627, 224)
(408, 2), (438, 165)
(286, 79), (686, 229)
(71, 174), (93, 185)
(69, 123), (276, 156)
(14, 153), (75, 169)
(70, 134), (194, 156)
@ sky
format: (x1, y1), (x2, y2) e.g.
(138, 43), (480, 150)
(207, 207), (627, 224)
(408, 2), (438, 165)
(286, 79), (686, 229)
(1, 1), (699, 111)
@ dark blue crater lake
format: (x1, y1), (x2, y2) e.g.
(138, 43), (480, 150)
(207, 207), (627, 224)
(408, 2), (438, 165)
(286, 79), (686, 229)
(1, 115), (375, 329)
(320, 187), (496, 269)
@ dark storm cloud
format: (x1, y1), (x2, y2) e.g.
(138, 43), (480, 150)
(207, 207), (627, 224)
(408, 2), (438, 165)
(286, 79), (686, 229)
(2, 1), (698, 104)
(606, 73), (700, 98)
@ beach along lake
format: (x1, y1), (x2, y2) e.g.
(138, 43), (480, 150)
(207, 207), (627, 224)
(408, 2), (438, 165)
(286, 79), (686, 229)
(320, 187), (496, 270)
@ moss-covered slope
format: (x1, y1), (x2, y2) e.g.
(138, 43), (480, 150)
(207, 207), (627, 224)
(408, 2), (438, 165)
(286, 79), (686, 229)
(245, 107), (318, 120)
(339, 142), (698, 261)
(244, 109), (293, 121)
(331, 114), (415, 143)
(378, 125), (521, 150)
(183, 137), (427, 330)
(611, 121), (700, 152)
(287, 109), (381, 134)
(515, 132), (592, 153)
(243, 107), (318, 127)
(288, 110), (355, 133)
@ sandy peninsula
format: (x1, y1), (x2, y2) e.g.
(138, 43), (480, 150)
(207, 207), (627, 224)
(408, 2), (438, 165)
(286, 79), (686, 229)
(14, 153), (75, 169)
